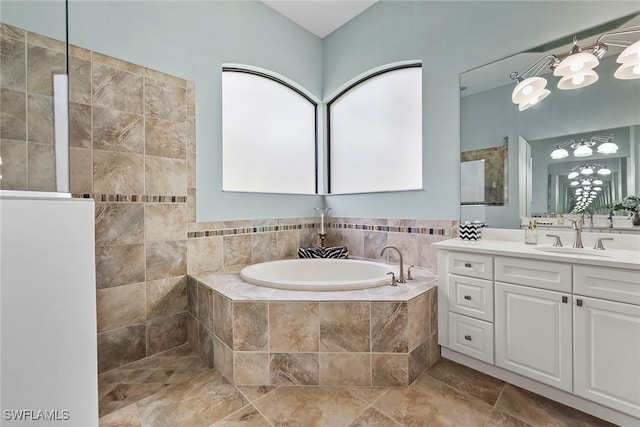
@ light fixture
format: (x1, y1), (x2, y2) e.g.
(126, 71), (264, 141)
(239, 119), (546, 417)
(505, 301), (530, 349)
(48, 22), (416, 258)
(581, 179), (591, 185)
(510, 25), (640, 110)
(593, 179), (603, 185)
(576, 189), (583, 194)
(570, 180), (580, 186)
(597, 166), (611, 175)
(549, 135), (616, 159)
(580, 165), (594, 175)
(615, 39), (640, 79)
(594, 135), (618, 154)
(568, 171), (580, 179)
(594, 186), (602, 191)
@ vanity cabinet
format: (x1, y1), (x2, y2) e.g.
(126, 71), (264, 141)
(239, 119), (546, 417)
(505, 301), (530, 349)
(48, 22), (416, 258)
(436, 245), (640, 424)
(495, 282), (572, 392)
(573, 265), (640, 419)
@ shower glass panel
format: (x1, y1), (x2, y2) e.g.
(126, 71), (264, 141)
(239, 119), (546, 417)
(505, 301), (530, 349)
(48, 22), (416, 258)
(0, 0), (69, 195)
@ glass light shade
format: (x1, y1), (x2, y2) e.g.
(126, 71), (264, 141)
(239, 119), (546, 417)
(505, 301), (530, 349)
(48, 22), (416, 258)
(575, 189), (583, 194)
(597, 167), (611, 175)
(557, 70), (598, 90)
(568, 171), (580, 179)
(517, 89), (551, 111)
(570, 180), (579, 186)
(574, 145), (593, 157)
(550, 147), (569, 159)
(594, 187), (602, 191)
(617, 40), (640, 64)
(581, 178), (591, 185)
(592, 179), (603, 185)
(614, 61), (640, 80)
(596, 141), (618, 154)
(583, 185), (591, 190)
(554, 52), (599, 76)
(512, 77), (548, 103)
(580, 166), (593, 175)
(590, 191), (597, 195)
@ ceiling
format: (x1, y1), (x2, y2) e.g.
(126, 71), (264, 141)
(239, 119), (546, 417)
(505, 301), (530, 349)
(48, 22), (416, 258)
(262, 0), (377, 38)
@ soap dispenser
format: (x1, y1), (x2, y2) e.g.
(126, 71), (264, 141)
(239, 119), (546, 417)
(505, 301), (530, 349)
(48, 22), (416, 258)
(525, 220), (538, 245)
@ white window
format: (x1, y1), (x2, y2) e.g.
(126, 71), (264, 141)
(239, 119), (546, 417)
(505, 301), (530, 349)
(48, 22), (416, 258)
(222, 67), (317, 194)
(328, 64), (423, 194)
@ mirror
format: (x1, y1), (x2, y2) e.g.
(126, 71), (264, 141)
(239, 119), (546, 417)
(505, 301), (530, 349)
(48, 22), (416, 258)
(460, 13), (640, 229)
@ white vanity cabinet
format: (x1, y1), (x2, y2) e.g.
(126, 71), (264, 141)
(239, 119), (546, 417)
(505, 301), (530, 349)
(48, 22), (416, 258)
(435, 239), (640, 426)
(573, 266), (640, 418)
(495, 282), (572, 392)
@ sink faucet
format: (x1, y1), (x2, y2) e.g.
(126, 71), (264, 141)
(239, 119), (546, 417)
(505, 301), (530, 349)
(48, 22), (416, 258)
(572, 218), (584, 248)
(380, 245), (406, 283)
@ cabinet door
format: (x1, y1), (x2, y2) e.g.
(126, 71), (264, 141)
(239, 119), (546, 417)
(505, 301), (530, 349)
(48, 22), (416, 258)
(495, 282), (572, 392)
(574, 296), (640, 418)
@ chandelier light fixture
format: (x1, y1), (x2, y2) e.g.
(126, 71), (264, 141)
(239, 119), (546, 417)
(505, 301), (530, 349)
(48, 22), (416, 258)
(549, 135), (617, 159)
(510, 25), (640, 111)
(567, 164), (612, 180)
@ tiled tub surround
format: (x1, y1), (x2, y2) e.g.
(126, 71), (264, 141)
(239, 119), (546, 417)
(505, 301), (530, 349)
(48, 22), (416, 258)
(187, 266), (439, 387)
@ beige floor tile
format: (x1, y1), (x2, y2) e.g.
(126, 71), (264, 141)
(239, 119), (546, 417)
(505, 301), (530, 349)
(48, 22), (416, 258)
(99, 404), (142, 427)
(496, 384), (617, 427)
(252, 386), (369, 427)
(347, 407), (401, 427)
(136, 370), (246, 427)
(211, 404), (272, 427)
(237, 385), (278, 402)
(372, 374), (494, 427)
(426, 358), (505, 405)
(485, 409), (534, 427)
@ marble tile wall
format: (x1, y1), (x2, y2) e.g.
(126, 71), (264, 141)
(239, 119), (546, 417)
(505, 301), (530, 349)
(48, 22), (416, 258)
(187, 277), (439, 387)
(0, 24), (66, 191)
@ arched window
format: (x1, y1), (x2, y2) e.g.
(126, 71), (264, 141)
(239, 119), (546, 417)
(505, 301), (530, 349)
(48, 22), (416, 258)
(222, 67), (317, 194)
(328, 63), (422, 194)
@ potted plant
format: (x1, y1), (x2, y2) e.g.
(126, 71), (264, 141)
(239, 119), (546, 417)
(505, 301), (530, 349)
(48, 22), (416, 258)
(613, 196), (640, 226)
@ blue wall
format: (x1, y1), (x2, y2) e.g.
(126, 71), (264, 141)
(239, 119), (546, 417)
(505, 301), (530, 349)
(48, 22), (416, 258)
(3, 1), (639, 222)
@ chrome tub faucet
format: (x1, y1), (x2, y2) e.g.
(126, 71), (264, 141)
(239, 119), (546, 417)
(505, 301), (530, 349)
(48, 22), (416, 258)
(380, 245), (406, 283)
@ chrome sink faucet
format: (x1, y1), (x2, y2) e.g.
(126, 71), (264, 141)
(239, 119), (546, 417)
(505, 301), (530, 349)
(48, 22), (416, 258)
(572, 218), (584, 248)
(380, 245), (406, 283)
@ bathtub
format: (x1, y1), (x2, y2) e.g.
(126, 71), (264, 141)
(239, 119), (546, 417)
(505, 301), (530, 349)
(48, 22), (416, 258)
(239, 258), (397, 291)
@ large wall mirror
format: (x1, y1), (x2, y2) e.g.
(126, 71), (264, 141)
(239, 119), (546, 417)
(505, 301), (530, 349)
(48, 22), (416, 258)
(460, 13), (640, 229)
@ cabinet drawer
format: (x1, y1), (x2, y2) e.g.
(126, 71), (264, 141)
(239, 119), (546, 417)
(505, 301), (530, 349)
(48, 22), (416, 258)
(448, 312), (494, 364)
(574, 266), (640, 305)
(448, 274), (494, 322)
(495, 257), (571, 292)
(448, 252), (493, 280)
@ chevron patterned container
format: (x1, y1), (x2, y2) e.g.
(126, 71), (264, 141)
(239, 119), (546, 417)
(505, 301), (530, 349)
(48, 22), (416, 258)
(459, 223), (485, 241)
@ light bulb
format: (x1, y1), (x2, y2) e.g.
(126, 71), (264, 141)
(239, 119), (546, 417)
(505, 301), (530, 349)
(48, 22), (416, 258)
(522, 85), (533, 96)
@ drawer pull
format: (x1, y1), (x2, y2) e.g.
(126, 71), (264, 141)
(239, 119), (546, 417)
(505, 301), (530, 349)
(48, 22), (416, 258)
(464, 335), (472, 341)
(464, 295), (472, 300)
(562, 296), (568, 304)
(464, 263), (472, 268)
(577, 299), (583, 307)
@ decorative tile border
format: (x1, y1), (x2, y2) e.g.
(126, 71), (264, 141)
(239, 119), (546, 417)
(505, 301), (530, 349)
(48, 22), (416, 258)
(332, 222), (449, 236)
(72, 193), (187, 203)
(188, 223), (316, 239)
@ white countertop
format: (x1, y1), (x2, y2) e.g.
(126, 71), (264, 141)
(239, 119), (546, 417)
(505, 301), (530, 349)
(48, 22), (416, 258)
(434, 229), (640, 271)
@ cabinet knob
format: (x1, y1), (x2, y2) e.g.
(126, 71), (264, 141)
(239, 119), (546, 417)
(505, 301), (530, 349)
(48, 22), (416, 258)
(577, 299), (583, 307)
(562, 296), (568, 304)
(464, 263), (472, 268)
(464, 335), (472, 341)
(464, 295), (472, 300)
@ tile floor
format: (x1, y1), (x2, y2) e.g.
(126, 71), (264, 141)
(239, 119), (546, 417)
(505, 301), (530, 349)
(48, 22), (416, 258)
(99, 344), (615, 427)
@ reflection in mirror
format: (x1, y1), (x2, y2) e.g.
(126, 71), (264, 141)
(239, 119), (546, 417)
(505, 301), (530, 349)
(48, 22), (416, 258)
(461, 142), (508, 206)
(222, 66), (317, 194)
(461, 13), (640, 230)
(328, 63), (422, 194)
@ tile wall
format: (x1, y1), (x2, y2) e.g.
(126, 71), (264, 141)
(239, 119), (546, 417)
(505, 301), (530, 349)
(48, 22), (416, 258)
(1, 23), (458, 375)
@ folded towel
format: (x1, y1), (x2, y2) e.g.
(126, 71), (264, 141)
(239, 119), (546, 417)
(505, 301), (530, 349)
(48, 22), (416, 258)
(298, 246), (349, 259)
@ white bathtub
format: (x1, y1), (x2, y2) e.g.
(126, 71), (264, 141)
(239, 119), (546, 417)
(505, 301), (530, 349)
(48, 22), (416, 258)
(239, 258), (397, 291)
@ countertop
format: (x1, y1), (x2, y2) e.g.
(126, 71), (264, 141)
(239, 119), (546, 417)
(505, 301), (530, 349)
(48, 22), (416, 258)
(434, 230), (640, 271)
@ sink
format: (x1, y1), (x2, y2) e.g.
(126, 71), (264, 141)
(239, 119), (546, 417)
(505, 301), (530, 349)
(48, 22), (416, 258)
(532, 246), (610, 257)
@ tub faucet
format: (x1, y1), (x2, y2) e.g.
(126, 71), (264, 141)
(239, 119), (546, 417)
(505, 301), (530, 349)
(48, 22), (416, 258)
(380, 245), (406, 283)
(572, 218), (584, 249)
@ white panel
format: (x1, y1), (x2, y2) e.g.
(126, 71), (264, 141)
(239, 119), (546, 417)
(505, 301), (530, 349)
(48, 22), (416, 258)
(495, 282), (572, 392)
(329, 66), (422, 194)
(222, 71), (316, 194)
(461, 160), (485, 203)
(448, 274), (494, 322)
(574, 296), (640, 418)
(448, 252), (493, 280)
(0, 198), (98, 426)
(448, 312), (494, 364)
(574, 266), (640, 305)
(495, 256), (571, 292)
